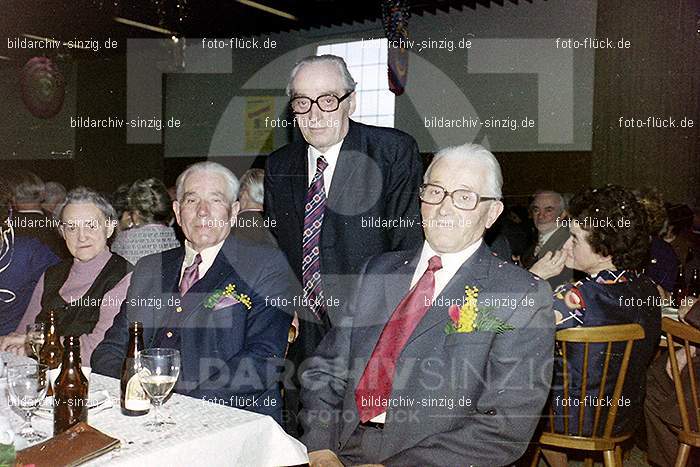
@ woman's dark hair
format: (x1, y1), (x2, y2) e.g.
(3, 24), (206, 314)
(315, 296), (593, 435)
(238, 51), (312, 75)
(568, 185), (650, 270)
(128, 178), (173, 225)
(111, 183), (131, 220)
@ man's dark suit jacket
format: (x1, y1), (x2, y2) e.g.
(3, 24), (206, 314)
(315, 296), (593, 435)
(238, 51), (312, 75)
(299, 243), (555, 466)
(91, 235), (294, 422)
(13, 211), (70, 259)
(523, 226), (573, 289)
(264, 119), (424, 359)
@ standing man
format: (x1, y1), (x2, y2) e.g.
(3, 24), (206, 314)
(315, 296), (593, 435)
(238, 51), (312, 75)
(265, 55), (423, 430)
(299, 144), (554, 466)
(523, 190), (573, 288)
(92, 162), (294, 423)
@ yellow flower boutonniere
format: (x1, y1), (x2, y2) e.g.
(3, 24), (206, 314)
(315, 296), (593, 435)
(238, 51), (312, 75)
(445, 286), (514, 335)
(204, 283), (252, 310)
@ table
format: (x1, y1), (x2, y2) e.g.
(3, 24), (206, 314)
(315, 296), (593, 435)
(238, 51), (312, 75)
(0, 353), (309, 467)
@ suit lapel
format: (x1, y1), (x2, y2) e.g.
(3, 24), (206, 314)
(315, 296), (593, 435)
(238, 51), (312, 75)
(404, 244), (492, 346)
(326, 120), (362, 211)
(288, 142), (309, 226)
(147, 249), (184, 346)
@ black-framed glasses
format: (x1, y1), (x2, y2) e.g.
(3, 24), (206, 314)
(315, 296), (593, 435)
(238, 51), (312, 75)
(289, 91), (353, 115)
(419, 184), (499, 211)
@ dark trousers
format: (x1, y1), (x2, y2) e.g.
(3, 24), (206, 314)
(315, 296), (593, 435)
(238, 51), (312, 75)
(337, 424), (384, 466)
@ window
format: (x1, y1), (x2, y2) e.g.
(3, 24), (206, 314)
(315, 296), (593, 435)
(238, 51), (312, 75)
(317, 38), (395, 128)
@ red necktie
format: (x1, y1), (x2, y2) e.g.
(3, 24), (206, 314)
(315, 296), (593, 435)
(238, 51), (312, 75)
(179, 253), (202, 296)
(355, 255), (443, 422)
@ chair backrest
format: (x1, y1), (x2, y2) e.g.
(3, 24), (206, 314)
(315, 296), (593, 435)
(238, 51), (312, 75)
(548, 323), (645, 438)
(662, 317), (700, 433)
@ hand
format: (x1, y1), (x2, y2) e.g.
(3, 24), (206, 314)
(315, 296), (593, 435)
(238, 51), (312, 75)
(666, 346), (697, 379)
(309, 449), (343, 467)
(0, 333), (26, 352)
(529, 250), (567, 280)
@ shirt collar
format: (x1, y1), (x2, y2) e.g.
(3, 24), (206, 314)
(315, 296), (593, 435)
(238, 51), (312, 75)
(419, 238), (483, 273)
(183, 239), (225, 269)
(308, 138), (344, 167)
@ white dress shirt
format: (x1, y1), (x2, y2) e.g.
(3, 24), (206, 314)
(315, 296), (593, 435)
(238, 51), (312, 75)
(180, 239), (225, 283)
(307, 139), (344, 192)
(371, 238), (483, 423)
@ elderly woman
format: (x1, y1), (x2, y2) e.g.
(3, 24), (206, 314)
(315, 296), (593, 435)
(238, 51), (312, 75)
(0, 187), (132, 362)
(110, 178), (181, 265)
(546, 186), (661, 446)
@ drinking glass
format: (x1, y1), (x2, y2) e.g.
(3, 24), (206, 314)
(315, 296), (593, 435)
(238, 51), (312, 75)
(136, 348), (180, 431)
(6, 363), (49, 442)
(25, 323), (45, 360)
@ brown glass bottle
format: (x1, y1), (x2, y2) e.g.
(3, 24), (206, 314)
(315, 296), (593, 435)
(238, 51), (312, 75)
(39, 309), (63, 396)
(120, 322), (149, 416)
(53, 336), (88, 435)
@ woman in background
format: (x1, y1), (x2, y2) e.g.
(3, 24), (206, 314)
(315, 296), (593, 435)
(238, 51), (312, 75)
(110, 178), (180, 265)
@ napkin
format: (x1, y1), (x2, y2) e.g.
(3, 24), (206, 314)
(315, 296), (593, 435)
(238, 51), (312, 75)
(0, 415), (14, 445)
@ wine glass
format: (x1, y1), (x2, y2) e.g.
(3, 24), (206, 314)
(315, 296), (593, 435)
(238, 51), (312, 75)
(25, 323), (45, 360)
(6, 363), (49, 442)
(136, 348), (180, 431)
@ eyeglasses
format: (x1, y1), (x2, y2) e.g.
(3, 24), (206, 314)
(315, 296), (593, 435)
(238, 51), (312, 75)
(289, 91), (353, 115)
(419, 184), (499, 211)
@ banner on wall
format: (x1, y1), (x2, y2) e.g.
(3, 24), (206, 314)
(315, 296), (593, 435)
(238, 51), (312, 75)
(245, 96), (274, 153)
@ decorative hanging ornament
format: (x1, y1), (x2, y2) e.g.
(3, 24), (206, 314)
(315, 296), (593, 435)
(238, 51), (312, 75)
(381, 0), (411, 96)
(20, 57), (65, 119)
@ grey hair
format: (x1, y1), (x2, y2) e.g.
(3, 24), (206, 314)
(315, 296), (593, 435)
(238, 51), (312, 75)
(175, 162), (240, 203)
(13, 171), (45, 204)
(286, 54), (357, 96)
(424, 143), (503, 199)
(239, 169), (264, 205)
(57, 187), (117, 223)
(43, 181), (67, 204)
(532, 190), (567, 213)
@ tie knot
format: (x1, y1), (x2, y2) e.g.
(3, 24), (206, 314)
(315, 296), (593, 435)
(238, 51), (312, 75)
(427, 255), (442, 272)
(316, 155), (328, 172)
(191, 253), (202, 268)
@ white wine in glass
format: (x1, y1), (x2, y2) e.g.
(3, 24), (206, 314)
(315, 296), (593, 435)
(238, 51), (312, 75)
(136, 348), (180, 431)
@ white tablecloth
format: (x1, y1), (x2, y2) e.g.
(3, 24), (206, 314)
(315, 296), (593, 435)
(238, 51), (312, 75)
(0, 353), (308, 467)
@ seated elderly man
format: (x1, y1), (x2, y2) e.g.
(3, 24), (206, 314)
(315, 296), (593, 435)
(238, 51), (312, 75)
(232, 168), (276, 246)
(92, 162), (295, 422)
(300, 143), (554, 466)
(524, 190), (574, 289)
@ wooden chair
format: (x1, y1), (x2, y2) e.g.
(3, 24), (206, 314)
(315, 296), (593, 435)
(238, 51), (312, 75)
(531, 324), (645, 467)
(661, 317), (700, 467)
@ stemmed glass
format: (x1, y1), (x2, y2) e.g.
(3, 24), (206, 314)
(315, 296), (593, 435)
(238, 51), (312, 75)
(6, 363), (49, 442)
(25, 323), (45, 361)
(136, 348), (180, 431)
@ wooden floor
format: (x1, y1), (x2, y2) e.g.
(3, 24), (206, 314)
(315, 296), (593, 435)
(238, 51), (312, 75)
(534, 446), (651, 466)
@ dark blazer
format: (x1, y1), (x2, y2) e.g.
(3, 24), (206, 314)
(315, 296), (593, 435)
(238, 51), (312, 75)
(91, 235), (295, 422)
(264, 119), (424, 357)
(523, 226), (574, 289)
(12, 211), (70, 259)
(231, 210), (277, 247)
(299, 243), (555, 466)
(553, 270), (662, 435)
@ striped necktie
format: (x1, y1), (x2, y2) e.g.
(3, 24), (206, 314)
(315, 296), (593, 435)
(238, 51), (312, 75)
(302, 155), (329, 320)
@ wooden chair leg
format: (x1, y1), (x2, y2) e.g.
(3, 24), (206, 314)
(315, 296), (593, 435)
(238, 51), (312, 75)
(614, 446), (623, 466)
(529, 446), (541, 467)
(674, 443), (691, 467)
(541, 448), (567, 467)
(603, 449), (616, 467)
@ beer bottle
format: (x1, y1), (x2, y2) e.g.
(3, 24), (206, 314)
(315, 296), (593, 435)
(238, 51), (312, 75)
(689, 268), (700, 299)
(54, 336), (88, 435)
(39, 309), (63, 396)
(120, 322), (149, 416)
